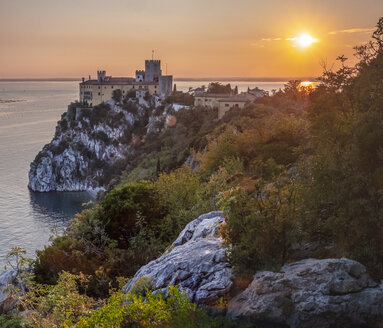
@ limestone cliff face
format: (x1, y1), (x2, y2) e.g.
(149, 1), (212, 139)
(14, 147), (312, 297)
(28, 99), (167, 192)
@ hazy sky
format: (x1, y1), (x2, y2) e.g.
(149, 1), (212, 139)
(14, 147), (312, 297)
(1, 0), (383, 78)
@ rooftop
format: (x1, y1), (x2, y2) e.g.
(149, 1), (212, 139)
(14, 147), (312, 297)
(80, 78), (158, 86)
(195, 93), (232, 98)
(217, 94), (257, 102)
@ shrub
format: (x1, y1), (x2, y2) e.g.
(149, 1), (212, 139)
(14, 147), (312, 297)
(89, 103), (111, 125)
(112, 89), (123, 103)
(130, 276), (155, 297)
(93, 130), (110, 144)
(0, 315), (22, 328)
(99, 181), (167, 245)
(221, 172), (302, 276)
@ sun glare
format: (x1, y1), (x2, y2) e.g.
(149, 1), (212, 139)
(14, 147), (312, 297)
(299, 81), (315, 92)
(296, 34), (317, 48)
(300, 81), (314, 87)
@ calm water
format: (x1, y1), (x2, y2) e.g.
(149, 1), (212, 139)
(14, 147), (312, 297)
(0, 80), (285, 267)
(0, 81), (94, 266)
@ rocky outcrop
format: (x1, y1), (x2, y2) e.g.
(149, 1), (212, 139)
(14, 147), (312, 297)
(0, 269), (18, 314)
(228, 258), (383, 328)
(123, 211), (233, 304)
(28, 99), (168, 192)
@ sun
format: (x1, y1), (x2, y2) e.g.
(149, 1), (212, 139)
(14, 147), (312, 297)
(296, 33), (317, 48)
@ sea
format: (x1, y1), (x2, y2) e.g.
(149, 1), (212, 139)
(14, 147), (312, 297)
(0, 79), (286, 267)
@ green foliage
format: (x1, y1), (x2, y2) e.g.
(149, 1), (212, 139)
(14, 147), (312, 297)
(93, 130), (110, 144)
(207, 82), (232, 94)
(112, 89), (123, 103)
(99, 181), (166, 244)
(34, 181), (169, 297)
(303, 59), (383, 276)
(154, 165), (211, 243)
(129, 276), (155, 297)
(76, 292), (126, 328)
(124, 89), (137, 100)
(118, 105), (218, 186)
(221, 172), (302, 275)
(0, 315), (22, 328)
(121, 101), (138, 114)
(22, 271), (98, 328)
(165, 92), (194, 106)
(198, 108), (306, 177)
(78, 286), (246, 328)
(89, 103), (111, 125)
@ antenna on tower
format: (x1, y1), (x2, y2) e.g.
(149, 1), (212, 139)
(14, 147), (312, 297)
(152, 50), (154, 60)
(166, 63), (168, 75)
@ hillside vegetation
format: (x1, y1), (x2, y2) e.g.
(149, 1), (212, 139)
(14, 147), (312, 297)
(3, 18), (383, 328)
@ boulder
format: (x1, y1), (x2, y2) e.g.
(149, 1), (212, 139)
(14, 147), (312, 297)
(228, 258), (383, 328)
(0, 269), (18, 314)
(123, 211), (233, 304)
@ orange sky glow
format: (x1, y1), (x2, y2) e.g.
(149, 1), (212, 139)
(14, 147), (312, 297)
(1, 0), (382, 79)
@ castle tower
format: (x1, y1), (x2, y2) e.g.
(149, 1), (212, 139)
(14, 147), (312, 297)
(135, 70), (145, 82)
(144, 60), (162, 83)
(97, 70), (106, 82)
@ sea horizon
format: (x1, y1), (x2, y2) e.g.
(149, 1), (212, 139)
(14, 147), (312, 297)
(0, 76), (318, 83)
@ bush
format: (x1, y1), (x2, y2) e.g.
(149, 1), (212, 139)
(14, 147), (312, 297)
(99, 181), (166, 245)
(0, 315), (22, 328)
(221, 172), (302, 276)
(89, 103), (111, 125)
(130, 276), (155, 297)
(112, 89), (123, 103)
(93, 130), (110, 144)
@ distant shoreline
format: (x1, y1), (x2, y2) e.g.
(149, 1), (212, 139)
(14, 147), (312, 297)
(0, 77), (318, 83)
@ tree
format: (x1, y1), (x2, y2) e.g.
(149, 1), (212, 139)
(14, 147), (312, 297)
(207, 82), (232, 94)
(303, 17), (383, 278)
(112, 89), (122, 103)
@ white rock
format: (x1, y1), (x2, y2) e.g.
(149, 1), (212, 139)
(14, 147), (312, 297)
(123, 211), (233, 304)
(227, 258), (383, 328)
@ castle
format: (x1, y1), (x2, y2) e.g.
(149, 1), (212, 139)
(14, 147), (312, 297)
(79, 59), (173, 105)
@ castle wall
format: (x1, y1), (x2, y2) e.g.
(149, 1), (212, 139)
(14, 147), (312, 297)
(80, 82), (160, 105)
(159, 75), (173, 98)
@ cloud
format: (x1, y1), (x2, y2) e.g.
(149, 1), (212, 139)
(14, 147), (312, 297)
(261, 38), (282, 41)
(329, 28), (374, 35)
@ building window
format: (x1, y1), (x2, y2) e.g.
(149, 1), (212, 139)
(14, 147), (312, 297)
(98, 92), (100, 96)
(225, 104), (229, 107)
(111, 86), (114, 88)
(98, 86), (100, 89)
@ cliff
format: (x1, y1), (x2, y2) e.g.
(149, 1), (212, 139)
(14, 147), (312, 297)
(28, 98), (167, 192)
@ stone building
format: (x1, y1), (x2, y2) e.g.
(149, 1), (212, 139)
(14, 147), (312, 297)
(194, 86), (265, 119)
(79, 59), (172, 105)
(217, 94), (257, 119)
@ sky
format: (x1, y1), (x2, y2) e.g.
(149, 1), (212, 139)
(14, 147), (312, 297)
(1, 0), (383, 79)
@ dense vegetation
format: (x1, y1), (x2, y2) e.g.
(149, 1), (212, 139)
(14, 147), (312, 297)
(3, 17), (383, 328)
